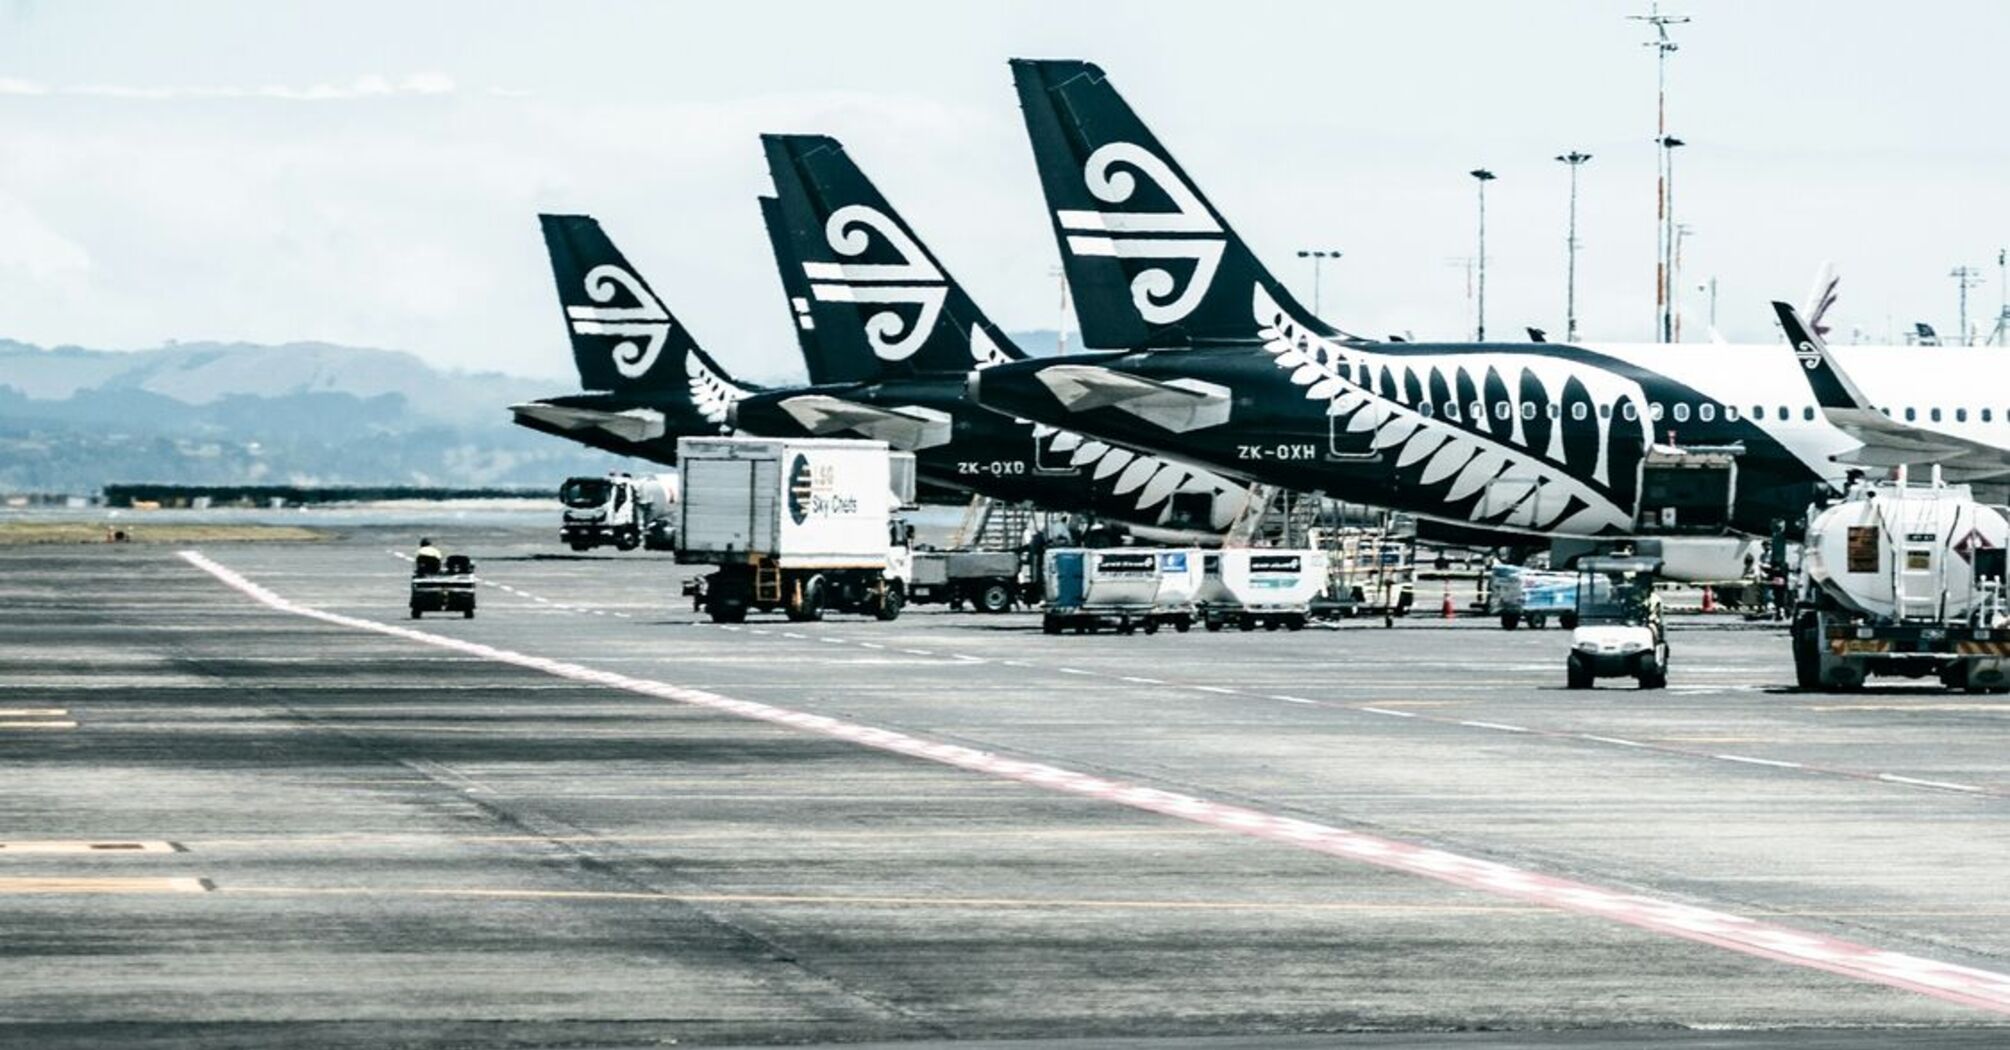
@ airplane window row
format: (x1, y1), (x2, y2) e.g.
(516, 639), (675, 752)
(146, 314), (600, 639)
(1407, 399), (1993, 429)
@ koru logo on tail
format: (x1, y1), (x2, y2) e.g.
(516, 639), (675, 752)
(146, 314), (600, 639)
(1055, 142), (1226, 325)
(1794, 339), (1822, 372)
(566, 265), (672, 379)
(802, 205), (946, 362)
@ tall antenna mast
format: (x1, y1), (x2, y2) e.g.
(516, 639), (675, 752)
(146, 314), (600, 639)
(1951, 265), (1983, 346)
(1991, 248), (2009, 346)
(1629, 2), (1690, 343)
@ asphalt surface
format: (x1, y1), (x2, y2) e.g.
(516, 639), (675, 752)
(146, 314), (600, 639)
(5, 527), (2010, 1048)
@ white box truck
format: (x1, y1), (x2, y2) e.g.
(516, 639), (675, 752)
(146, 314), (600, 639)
(676, 437), (912, 623)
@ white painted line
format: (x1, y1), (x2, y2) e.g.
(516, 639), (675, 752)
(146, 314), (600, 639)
(532, 596), (551, 604)
(782, 633), (808, 640)
(1001, 659), (1031, 668)
(613, 612), (631, 619)
(1582, 735), (1649, 748)
(1057, 668), (1094, 676)
(1461, 720), (1530, 733)
(179, 549), (2010, 1019)
(901, 648), (934, 657)
(717, 625), (739, 632)
(748, 628), (769, 635)
(0, 709), (67, 717)
(0, 840), (177, 854)
(1714, 754), (1803, 770)
(1120, 676), (1166, 685)
(1192, 685), (1239, 695)
(819, 638), (848, 645)
(1357, 706), (1414, 717)
(590, 610), (606, 616)
(0, 721), (78, 729)
(951, 654), (987, 664)
(1878, 773), (1985, 793)
(857, 642), (885, 650)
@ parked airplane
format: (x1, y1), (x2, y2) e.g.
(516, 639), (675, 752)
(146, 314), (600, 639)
(509, 214), (755, 464)
(733, 133), (1252, 532)
(971, 59), (1910, 555)
(1776, 301), (2010, 495)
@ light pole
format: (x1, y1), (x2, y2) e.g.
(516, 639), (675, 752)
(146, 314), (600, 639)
(1658, 135), (1686, 342)
(1673, 222), (1694, 342)
(1554, 151), (1591, 343)
(1049, 266), (1070, 355)
(1469, 168), (1496, 341)
(1631, 3), (1689, 342)
(1295, 249), (1343, 319)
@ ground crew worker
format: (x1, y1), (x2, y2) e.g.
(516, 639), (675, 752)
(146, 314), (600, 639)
(415, 537), (443, 574)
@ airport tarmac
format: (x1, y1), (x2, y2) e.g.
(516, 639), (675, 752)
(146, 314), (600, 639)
(5, 528), (2010, 1048)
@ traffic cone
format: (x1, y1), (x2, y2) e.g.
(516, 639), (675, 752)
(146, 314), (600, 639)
(1700, 586), (1716, 613)
(1440, 580), (1456, 619)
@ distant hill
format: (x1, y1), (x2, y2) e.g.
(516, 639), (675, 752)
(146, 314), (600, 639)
(0, 339), (631, 494)
(0, 332), (1074, 495)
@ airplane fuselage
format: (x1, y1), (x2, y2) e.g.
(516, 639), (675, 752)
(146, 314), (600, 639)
(733, 375), (1250, 531)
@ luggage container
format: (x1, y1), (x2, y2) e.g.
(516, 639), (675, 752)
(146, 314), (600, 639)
(1490, 563), (1579, 629)
(1198, 549), (1327, 631)
(1041, 548), (1194, 635)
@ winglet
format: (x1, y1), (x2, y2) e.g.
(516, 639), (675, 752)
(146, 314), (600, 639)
(1773, 300), (1869, 412)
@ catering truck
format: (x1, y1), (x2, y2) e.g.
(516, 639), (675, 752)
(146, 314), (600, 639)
(676, 437), (912, 623)
(559, 472), (677, 552)
(1791, 473), (2010, 692)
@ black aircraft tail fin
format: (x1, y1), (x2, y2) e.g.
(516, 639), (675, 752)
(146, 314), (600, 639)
(758, 195), (838, 383)
(1774, 300), (1868, 412)
(760, 133), (1024, 379)
(1010, 59), (1341, 350)
(539, 213), (744, 396)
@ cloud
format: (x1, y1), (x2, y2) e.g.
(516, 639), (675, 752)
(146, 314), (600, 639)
(0, 73), (465, 101)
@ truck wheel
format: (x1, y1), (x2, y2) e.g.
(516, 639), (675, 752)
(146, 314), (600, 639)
(1500, 612), (1519, 630)
(708, 602), (747, 624)
(463, 608), (474, 619)
(1142, 619), (1160, 635)
(1204, 619), (1223, 633)
(615, 529), (640, 552)
(1527, 614), (1547, 630)
(568, 541), (591, 552)
(976, 581), (1014, 614)
(1042, 614), (1063, 635)
(1173, 618), (1191, 634)
(1264, 619), (1280, 631)
(1558, 612), (1578, 631)
(786, 576), (826, 623)
(1791, 614), (1822, 690)
(1287, 616), (1306, 631)
(874, 582), (904, 622)
(410, 607), (422, 620)
(1238, 618), (1256, 632)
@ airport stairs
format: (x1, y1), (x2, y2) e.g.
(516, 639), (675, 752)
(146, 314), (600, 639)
(951, 496), (1039, 551)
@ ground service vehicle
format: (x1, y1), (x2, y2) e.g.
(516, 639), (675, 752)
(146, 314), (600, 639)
(1198, 549), (1326, 631)
(410, 553), (477, 619)
(677, 437), (912, 623)
(559, 472), (677, 552)
(1492, 564), (1579, 629)
(1042, 548), (1196, 635)
(1566, 556), (1668, 689)
(1792, 475), (2010, 692)
(907, 550), (1024, 613)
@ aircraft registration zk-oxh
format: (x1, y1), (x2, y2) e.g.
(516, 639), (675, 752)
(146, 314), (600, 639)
(970, 59), (2010, 574)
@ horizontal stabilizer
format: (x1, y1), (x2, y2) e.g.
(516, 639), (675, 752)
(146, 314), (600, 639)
(509, 401), (666, 443)
(775, 395), (952, 450)
(1033, 365), (1231, 433)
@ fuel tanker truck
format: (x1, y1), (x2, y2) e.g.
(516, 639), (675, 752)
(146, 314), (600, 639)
(1792, 472), (2010, 692)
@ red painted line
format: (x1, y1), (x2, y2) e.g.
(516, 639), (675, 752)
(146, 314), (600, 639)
(181, 550), (2010, 1016)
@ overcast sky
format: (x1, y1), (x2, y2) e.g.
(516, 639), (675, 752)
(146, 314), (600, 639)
(3, 1), (2006, 383)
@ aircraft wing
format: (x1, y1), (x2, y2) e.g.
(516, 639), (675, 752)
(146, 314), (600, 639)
(774, 395), (952, 450)
(509, 402), (667, 443)
(1774, 301), (2010, 482)
(1032, 364), (1231, 432)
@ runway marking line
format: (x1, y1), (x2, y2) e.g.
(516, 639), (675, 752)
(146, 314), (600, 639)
(0, 709), (68, 717)
(1357, 706), (1415, 717)
(0, 841), (179, 854)
(222, 884), (1546, 914)
(1121, 676), (1166, 685)
(180, 549), (2010, 1018)
(0, 720), (78, 729)
(0, 876), (209, 894)
(1715, 755), (1803, 770)
(1460, 720), (1529, 733)
(1879, 774), (1984, 793)
(1192, 685), (1239, 695)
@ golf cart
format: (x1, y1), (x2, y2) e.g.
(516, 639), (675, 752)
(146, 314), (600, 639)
(411, 552), (477, 619)
(1565, 555), (1667, 690)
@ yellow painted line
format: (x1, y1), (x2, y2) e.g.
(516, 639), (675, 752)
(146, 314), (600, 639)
(223, 885), (1544, 914)
(0, 708), (67, 717)
(0, 720), (77, 729)
(0, 840), (178, 854)
(0, 877), (208, 894)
